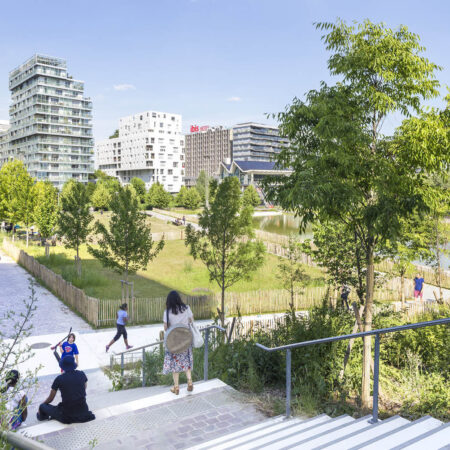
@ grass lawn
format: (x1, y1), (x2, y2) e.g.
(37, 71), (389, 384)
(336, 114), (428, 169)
(12, 239), (326, 300)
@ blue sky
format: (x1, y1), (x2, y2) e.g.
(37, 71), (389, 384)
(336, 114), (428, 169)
(0, 0), (449, 141)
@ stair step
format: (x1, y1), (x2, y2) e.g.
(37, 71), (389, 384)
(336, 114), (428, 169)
(320, 415), (410, 449)
(259, 415), (355, 449)
(191, 415), (331, 450)
(392, 422), (450, 449)
(287, 415), (373, 449)
(352, 416), (443, 449)
(190, 415), (286, 449)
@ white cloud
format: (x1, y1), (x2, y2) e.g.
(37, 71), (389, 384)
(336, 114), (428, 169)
(113, 84), (136, 91)
(227, 96), (242, 102)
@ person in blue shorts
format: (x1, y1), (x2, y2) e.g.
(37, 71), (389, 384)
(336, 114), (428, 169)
(59, 333), (79, 367)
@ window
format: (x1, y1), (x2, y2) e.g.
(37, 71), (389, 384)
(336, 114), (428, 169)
(160, 123), (164, 128)
(168, 169), (173, 175)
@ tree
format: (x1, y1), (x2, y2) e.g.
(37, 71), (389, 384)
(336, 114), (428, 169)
(0, 160), (36, 246)
(185, 176), (265, 326)
(196, 170), (211, 205)
(278, 234), (310, 309)
(184, 187), (202, 210)
(88, 186), (164, 282)
(242, 185), (261, 208)
(91, 181), (112, 210)
(34, 181), (58, 243)
(175, 185), (188, 207)
(130, 177), (146, 206)
(209, 178), (219, 204)
(303, 220), (367, 306)
(146, 182), (171, 209)
(263, 19), (446, 408)
(58, 181), (92, 276)
(109, 129), (119, 139)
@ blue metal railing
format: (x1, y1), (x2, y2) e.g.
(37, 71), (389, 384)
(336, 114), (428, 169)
(256, 317), (450, 422)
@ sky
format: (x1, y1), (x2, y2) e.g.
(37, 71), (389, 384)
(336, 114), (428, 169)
(0, 0), (449, 141)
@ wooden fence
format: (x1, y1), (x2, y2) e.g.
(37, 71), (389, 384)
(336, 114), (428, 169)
(2, 238), (99, 327)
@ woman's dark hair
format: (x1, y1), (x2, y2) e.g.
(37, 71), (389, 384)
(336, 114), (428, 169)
(166, 290), (187, 315)
(1, 370), (19, 393)
(68, 333), (76, 342)
(120, 303), (128, 310)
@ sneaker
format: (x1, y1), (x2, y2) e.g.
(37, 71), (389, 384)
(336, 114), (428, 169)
(126, 345), (133, 350)
(105, 345), (110, 353)
(36, 412), (43, 421)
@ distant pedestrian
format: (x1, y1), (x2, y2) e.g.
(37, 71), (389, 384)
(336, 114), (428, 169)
(414, 274), (425, 300)
(1, 370), (28, 430)
(340, 285), (351, 309)
(37, 355), (95, 424)
(163, 290), (194, 395)
(59, 333), (79, 367)
(182, 215), (186, 225)
(106, 303), (133, 352)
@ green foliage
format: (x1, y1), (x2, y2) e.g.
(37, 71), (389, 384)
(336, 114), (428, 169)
(242, 185), (261, 208)
(184, 187), (202, 209)
(278, 234), (310, 306)
(146, 182), (172, 209)
(185, 176), (266, 325)
(209, 178), (219, 204)
(130, 177), (146, 205)
(91, 181), (113, 210)
(195, 170), (210, 203)
(175, 185), (188, 207)
(88, 185), (164, 280)
(34, 181), (58, 240)
(109, 129), (119, 139)
(58, 180), (92, 269)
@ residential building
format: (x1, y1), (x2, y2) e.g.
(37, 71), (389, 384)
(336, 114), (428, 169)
(95, 111), (184, 192)
(0, 121), (10, 164)
(232, 122), (288, 162)
(4, 54), (94, 188)
(184, 125), (232, 187)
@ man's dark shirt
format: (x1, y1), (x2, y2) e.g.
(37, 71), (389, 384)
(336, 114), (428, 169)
(51, 370), (90, 421)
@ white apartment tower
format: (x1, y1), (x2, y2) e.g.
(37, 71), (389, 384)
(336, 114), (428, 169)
(5, 55), (94, 188)
(96, 111), (184, 192)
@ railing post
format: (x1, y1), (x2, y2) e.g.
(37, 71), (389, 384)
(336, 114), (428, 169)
(286, 349), (291, 418)
(142, 348), (146, 387)
(370, 333), (380, 423)
(204, 328), (210, 381)
(121, 353), (124, 377)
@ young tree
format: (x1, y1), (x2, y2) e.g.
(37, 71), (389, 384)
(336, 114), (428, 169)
(175, 185), (188, 207)
(242, 185), (261, 208)
(130, 177), (146, 206)
(146, 182), (171, 209)
(91, 181), (112, 211)
(278, 234), (310, 309)
(58, 180), (92, 276)
(185, 176), (266, 326)
(209, 178), (219, 204)
(196, 170), (211, 205)
(34, 181), (58, 243)
(0, 160), (36, 246)
(88, 186), (164, 282)
(263, 20), (446, 408)
(184, 187), (201, 210)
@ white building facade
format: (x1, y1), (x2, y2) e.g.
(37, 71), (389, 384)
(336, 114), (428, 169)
(4, 55), (94, 188)
(96, 111), (184, 192)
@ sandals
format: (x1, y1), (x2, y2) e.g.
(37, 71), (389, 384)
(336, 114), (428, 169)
(187, 381), (194, 392)
(170, 385), (179, 395)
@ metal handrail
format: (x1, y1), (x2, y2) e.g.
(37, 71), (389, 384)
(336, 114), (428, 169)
(111, 324), (226, 385)
(2, 430), (54, 450)
(256, 317), (450, 422)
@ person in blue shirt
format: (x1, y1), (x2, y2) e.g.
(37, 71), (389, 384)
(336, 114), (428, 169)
(414, 274), (425, 300)
(59, 333), (79, 367)
(105, 303), (133, 352)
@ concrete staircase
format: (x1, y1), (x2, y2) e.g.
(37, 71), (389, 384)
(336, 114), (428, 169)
(19, 379), (449, 449)
(189, 413), (449, 449)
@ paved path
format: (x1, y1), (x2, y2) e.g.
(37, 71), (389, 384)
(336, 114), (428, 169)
(0, 249), (92, 337)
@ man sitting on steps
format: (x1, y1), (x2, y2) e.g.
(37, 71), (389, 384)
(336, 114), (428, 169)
(37, 355), (95, 424)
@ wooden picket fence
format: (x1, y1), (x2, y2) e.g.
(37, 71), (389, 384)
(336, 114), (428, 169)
(2, 238), (100, 326)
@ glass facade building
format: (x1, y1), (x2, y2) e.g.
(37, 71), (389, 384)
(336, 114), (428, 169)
(5, 55), (94, 188)
(232, 122), (288, 162)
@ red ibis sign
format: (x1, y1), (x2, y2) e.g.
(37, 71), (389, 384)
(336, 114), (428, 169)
(190, 125), (209, 133)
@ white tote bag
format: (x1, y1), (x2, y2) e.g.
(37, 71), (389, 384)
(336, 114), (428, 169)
(190, 322), (204, 348)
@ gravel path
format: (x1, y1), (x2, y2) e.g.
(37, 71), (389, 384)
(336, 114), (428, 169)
(0, 249), (91, 338)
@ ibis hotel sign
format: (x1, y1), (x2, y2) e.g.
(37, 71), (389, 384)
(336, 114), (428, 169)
(190, 125), (209, 133)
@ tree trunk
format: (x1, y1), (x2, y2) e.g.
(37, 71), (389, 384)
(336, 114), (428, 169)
(362, 244), (375, 409)
(400, 271), (405, 307)
(26, 228), (29, 248)
(434, 217), (443, 302)
(220, 284), (225, 328)
(76, 246), (81, 277)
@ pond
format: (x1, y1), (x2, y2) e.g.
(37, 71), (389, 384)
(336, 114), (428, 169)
(252, 214), (313, 239)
